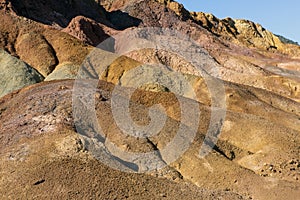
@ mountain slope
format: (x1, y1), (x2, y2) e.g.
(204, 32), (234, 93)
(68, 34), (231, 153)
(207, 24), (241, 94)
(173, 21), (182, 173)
(0, 0), (300, 199)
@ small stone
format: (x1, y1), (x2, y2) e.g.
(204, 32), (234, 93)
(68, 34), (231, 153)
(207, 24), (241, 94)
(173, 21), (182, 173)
(289, 160), (295, 164)
(159, 193), (167, 197)
(95, 92), (102, 99)
(59, 85), (68, 90)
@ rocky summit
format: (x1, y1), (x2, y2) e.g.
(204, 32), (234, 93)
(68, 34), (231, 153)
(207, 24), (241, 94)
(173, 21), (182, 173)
(0, 0), (299, 199)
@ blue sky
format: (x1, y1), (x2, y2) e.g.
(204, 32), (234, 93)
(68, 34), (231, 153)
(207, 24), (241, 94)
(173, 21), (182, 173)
(176, 0), (300, 43)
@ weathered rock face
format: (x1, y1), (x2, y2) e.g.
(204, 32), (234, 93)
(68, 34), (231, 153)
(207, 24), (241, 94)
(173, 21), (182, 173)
(45, 62), (80, 81)
(104, 0), (299, 103)
(15, 31), (58, 77)
(0, 79), (299, 199)
(6, 0), (107, 27)
(62, 16), (119, 46)
(0, 49), (44, 97)
(145, 0), (300, 56)
(189, 11), (300, 56)
(0, 0), (300, 199)
(0, 80), (250, 199)
(0, 9), (93, 76)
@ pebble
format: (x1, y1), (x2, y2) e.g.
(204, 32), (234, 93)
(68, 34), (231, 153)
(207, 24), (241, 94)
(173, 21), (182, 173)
(59, 85), (68, 90)
(289, 160), (295, 164)
(95, 92), (101, 99)
(159, 193), (167, 197)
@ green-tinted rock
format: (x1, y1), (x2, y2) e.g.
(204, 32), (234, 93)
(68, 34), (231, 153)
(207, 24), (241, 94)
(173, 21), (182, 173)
(0, 49), (44, 97)
(45, 62), (80, 81)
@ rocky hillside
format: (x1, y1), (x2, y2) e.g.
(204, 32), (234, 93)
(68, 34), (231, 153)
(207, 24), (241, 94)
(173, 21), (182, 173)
(0, 0), (299, 199)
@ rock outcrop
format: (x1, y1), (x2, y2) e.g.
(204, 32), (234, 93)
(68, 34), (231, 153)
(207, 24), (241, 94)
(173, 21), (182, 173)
(5, 0), (107, 27)
(0, 49), (43, 97)
(0, 0), (300, 199)
(62, 16), (119, 46)
(45, 62), (80, 81)
(116, 0), (300, 102)
(15, 31), (58, 77)
(0, 79), (299, 199)
(0, 9), (92, 76)
(0, 80), (250, 199)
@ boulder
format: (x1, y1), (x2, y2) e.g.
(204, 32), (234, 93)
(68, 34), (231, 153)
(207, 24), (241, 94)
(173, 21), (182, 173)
(16, 31), (58, 77)
(0, 49), (44, 97)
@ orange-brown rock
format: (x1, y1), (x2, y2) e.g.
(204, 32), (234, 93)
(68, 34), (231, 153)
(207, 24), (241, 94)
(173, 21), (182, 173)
(63, 16), (119, 46)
